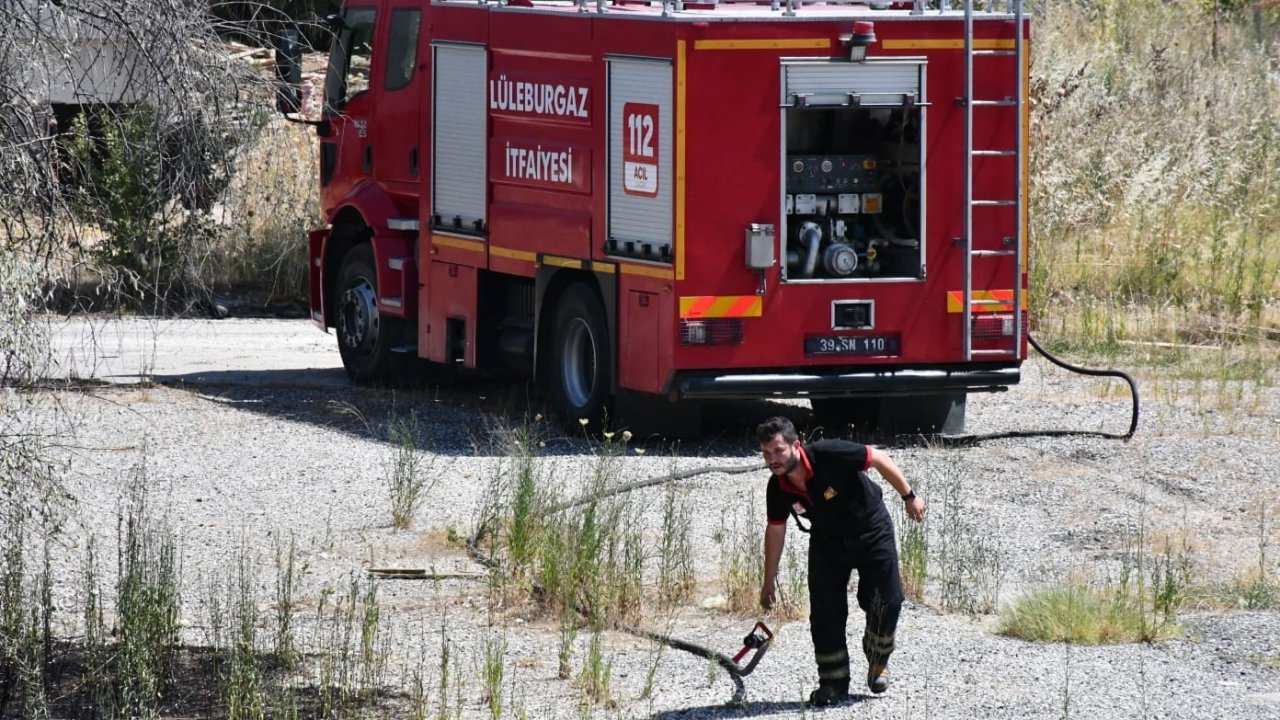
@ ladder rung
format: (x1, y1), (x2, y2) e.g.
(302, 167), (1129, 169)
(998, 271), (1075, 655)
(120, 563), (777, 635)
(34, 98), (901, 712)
(970, 348), (1018, 357)
(973, 150), (1017, 157)
(971, 298), (1012, 305)
(971, 98), (1019, 107)
(973, 49), (1017, 57)
(971, 250), (1017, 257)
(971, 199), (1018, 207)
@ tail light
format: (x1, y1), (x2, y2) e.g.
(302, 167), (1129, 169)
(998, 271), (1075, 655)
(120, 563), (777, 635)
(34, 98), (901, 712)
(972, 314), (1028, 340)
(680, 319), (743, 346)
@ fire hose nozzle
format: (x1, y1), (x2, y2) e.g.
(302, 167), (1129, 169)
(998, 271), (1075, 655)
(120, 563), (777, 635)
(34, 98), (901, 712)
(730, 621), (774, 670)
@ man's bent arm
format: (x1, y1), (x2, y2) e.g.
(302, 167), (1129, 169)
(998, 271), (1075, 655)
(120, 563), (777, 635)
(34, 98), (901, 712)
(761, 523), (786, 609)
(870, 451), (911, 497)
(871, 450), (926, 521)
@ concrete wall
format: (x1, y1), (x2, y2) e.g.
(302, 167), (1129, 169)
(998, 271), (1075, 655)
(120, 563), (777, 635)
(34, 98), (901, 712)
(18, 0), (146, 105)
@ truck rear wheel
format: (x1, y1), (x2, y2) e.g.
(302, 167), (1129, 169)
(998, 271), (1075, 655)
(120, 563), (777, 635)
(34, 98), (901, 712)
(335, 243), (402, 383)
(550, 283), (611, 432)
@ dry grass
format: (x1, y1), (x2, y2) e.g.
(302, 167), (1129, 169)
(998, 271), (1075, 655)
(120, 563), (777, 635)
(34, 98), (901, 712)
(210, 121), (318, 299)
(1030, 1), (1280, 354)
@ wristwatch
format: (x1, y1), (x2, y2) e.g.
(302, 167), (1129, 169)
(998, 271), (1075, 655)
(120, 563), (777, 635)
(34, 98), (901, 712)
(901, 490), (916, 501)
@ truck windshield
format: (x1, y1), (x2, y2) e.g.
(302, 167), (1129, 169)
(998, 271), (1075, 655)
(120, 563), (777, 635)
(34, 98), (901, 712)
(324, 7), (377, 112)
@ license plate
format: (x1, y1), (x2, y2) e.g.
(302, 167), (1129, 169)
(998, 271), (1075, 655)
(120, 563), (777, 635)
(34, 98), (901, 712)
(804, 334), (900, 356)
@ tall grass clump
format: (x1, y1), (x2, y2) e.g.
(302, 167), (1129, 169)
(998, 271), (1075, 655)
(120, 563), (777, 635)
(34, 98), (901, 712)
(716, 497), (808, 618)
(113, 469), (183, 719)
(999, 584), (1152, 644)
(274, 533), (302, 671)
(386, 410), (436, 530)
(896, 480), (928, 603)
(0, 510), (56, 718)
(219, 546), (265, 720)
(716, 503), (764, 614)
(1031, 0), (1280, 349)
(477, 421), (649, 625)
(577, 629), (615, 708)
(491, 421), (554, 599)
(313, 577), (390, 718)
(657, 479), (697, 609)
(482, 628), (507, 719)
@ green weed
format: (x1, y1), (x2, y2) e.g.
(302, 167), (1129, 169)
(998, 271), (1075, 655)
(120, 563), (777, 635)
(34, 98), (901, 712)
(386, 410), (435, 530)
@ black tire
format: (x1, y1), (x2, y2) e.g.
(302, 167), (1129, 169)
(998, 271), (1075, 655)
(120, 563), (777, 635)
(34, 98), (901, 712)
(334, 243), (402, 383)
(549, 283), (612, 431)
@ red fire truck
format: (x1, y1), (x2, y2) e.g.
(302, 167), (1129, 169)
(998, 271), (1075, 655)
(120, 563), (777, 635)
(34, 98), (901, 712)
(276, 0), (1029, 434)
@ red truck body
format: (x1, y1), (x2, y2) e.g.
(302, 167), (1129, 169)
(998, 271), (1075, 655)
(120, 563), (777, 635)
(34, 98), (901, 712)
(302, 0), (1029, 433)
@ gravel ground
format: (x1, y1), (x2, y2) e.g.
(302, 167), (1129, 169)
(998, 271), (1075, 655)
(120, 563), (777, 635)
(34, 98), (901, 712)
(32, 318), (1280, 719)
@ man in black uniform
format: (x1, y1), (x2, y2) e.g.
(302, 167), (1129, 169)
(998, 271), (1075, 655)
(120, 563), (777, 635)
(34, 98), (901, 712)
(756, 416), (926, 706)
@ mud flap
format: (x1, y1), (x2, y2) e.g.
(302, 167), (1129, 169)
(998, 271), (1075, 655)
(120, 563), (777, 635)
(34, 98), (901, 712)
(308, 228), (329, 330)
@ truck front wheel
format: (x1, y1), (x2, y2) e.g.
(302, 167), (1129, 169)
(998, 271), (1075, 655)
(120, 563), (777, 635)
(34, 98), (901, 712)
(335, 243), (401, 383)
(550, 283), (611, 432)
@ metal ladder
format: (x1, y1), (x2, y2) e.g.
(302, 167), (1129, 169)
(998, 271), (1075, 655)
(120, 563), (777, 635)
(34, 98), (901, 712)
(960, 0), (1025, 361)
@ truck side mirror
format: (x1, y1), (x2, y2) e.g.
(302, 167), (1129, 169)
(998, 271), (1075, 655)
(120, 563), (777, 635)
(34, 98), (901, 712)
(274, 26), (304, 115)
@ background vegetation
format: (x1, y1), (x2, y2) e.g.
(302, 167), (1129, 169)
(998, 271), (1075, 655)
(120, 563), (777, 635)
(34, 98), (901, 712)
(2, 0), (1280, 716)
(1029, 0), (1280, 359)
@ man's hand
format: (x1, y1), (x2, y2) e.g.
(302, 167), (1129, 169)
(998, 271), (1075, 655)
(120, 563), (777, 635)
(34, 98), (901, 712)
(759, 580), (777, 611)
(905, 495), (926, 521)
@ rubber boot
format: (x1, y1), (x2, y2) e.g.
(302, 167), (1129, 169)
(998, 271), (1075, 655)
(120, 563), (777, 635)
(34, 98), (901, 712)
(867, 662), (890, 694)
(808, 681), (850, 707)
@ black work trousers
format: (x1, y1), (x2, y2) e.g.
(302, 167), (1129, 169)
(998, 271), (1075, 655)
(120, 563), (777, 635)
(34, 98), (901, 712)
(808, 519), (904, 689)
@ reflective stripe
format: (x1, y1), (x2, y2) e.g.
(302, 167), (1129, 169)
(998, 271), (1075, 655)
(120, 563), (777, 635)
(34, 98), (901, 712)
(432, 234), (485, 253)
(947, 289), (1025, 313)
(490, 246), (537, 263)
(864, 630), (894, 645)
(679, 295), (763, 319)
(618, 263), (674, 280)
(863, 632), (896, 656)
(882, 38), (1016, 51)
(695, 38), (831, 51)
(814, 649), (849, 665)
(818, 666), (851, 681)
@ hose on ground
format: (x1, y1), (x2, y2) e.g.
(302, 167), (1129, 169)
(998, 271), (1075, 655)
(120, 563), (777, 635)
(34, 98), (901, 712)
(939, 333), (1140, 445)
(544, 463), (760, 514)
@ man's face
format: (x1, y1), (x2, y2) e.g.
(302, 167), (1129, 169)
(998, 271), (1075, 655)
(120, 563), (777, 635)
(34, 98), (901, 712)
(760, 434), (801, 477)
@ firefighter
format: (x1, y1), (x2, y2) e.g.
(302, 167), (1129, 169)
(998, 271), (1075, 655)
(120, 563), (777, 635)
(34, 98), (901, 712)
(756, 416), (926, 706)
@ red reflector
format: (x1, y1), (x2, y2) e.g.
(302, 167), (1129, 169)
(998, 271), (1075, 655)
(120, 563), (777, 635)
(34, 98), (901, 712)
(972, 314), (1027, 340)
(680, 319), (743, 346)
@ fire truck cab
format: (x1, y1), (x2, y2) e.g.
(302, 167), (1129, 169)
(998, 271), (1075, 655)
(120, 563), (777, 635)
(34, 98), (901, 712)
(277, 0), (1029, 435)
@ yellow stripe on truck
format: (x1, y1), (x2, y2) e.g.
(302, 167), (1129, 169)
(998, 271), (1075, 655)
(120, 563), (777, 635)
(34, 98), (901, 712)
(882, 38), (1016, 51)
(679, 295), (763, 319)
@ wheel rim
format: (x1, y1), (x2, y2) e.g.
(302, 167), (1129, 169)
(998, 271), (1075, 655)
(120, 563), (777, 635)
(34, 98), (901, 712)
(338, 276), (379, 354)
(561, 317), (597, 410)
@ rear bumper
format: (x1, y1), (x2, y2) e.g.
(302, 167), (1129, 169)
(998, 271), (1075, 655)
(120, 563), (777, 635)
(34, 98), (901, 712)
(674, 365), (1020, 400)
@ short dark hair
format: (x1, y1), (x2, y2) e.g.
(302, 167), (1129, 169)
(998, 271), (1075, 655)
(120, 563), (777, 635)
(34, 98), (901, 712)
(756, 416), (798, 445)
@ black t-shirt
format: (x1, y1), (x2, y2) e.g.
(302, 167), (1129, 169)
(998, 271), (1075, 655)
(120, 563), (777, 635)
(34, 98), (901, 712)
(766, 439), (888, 537)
